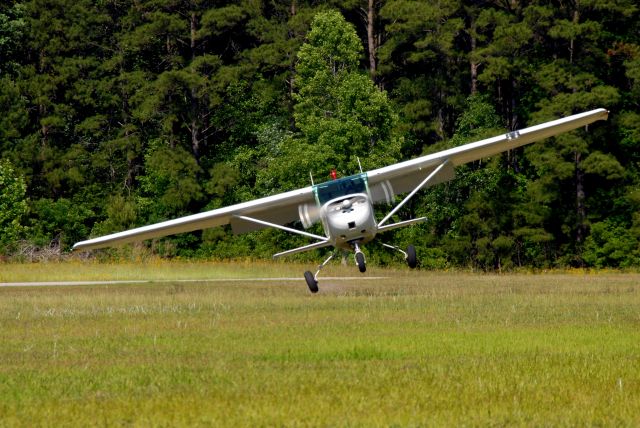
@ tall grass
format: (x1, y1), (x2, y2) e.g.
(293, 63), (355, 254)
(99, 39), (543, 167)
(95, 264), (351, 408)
(0, 258), (376, 282)
(1, 271), (639, 426)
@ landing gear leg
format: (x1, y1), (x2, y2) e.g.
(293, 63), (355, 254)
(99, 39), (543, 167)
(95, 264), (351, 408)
(353, 242), (366, 273)
(382, 243), (418, 269)
(304, 251), (336, 293)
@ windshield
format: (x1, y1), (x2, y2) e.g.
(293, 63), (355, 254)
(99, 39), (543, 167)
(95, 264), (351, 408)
(313, 173), (369, 205)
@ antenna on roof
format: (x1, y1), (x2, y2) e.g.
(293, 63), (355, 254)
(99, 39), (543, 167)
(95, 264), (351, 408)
(357, 157), (364, 174)
(309, 171), (315, 186)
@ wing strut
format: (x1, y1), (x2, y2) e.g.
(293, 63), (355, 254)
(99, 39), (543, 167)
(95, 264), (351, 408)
(273, 241), (333, 259)
(378, 159), (452, 227)
(232, 215), (328, 242)
(377, 217), (428, 233)
(232, 214), (332, 259)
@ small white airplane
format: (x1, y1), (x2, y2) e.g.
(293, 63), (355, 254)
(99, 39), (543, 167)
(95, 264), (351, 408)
(74, 109), (609, 292)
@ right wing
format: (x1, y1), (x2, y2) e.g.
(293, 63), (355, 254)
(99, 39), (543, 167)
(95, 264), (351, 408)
(73, 186), (316, 251)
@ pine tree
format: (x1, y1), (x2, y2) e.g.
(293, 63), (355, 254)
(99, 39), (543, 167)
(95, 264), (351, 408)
(290, 10), (400, 179)
(523, 0), (628, 264)
(378, 0), (465, 146)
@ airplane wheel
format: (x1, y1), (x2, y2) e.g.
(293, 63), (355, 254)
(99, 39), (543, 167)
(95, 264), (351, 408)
(304, 271), (319, 293)
(355, 252), (366, 273)
(406, 245), (417, 269)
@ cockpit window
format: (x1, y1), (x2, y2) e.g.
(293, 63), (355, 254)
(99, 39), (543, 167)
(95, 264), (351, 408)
(313, 173), (369, 205)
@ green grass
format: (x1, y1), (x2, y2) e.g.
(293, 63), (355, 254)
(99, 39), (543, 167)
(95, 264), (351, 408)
(0, 259), (303, 282)
(1, 266), (639, 426)
(0, 258), (393, 282)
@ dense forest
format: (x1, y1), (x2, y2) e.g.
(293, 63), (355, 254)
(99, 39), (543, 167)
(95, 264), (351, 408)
(1, 0), (639, 269)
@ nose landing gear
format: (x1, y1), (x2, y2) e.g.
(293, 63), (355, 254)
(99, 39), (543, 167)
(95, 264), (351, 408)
(353, 242), (366, 273)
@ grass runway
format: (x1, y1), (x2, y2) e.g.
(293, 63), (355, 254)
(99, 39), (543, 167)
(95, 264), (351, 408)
(1, 262), (639, 426)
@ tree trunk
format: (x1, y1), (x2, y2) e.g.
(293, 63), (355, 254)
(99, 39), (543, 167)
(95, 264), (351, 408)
(287, 0), (297, 129)
(570, 7), (579, 64)
(510, 77), (518, 131)
(38, 50), (49, 146)
(575, 151), (586, 246)
(190, 11), (197, 61)
(470, 31), (478, 95)
(190, 11), (200, 159)
(366, 0), (377, 81)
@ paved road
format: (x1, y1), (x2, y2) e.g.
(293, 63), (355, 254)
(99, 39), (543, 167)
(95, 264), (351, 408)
(0, 277), (386, 287)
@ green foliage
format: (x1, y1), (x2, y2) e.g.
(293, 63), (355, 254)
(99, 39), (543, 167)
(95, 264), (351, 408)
(0, 1), (638, 267)
(0, 77), (28, 144)
(90, 194), (138, 237)
(28, 197), (92, 249)
(138, 142), (204, 221)
(417, 95), (530, 270)
(0, 160), (27, 250)
(583, 220), (640, 268)
(293, 10), (401, 177)
(0, 1), (25, 75)
(295, 10), (362, 82)
(379, 0), (465, 142)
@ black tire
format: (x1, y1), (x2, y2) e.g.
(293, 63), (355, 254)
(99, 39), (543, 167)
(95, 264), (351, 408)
(355, 252), (366, 273)
(304, 271), (319, 293)
(406, 245), (417, 269)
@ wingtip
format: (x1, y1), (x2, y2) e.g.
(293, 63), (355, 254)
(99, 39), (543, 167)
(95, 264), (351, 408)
(598, 107), (610, 119)
(71, 241), (94, 252)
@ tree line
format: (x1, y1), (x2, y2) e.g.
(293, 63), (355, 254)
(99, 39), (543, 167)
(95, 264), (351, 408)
(1, 0), (639, 269)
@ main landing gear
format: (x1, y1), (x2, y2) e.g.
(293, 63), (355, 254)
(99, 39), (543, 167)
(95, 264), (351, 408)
(406, 244), (417, 269)
(303, 242), (418, 293)
(304, 271), (318, 293)
(304, 250), (336, 293)
(382, 243), (418, 269)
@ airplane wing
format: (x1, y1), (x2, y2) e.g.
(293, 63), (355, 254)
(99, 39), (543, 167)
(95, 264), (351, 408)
(367, 108), (609, 203)
(73, 186), (316, 251)
(73, 108), (608, 251)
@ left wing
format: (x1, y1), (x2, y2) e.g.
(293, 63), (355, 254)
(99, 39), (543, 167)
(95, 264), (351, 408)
(73, 186), (316, 251)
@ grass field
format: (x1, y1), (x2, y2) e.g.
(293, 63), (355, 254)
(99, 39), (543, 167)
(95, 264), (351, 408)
(1, 262), (639, 426)
(0, 259), (321, 282)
